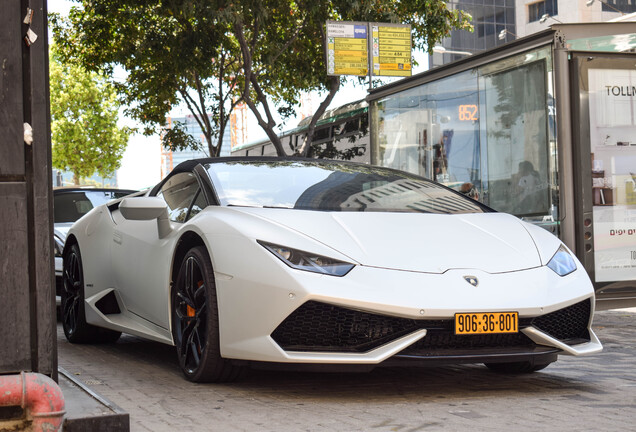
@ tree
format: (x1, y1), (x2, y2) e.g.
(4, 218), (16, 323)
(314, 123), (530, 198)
(50, 44), (132, 185)
(52, 1), (471, 158)
(50, 2), (243, 158)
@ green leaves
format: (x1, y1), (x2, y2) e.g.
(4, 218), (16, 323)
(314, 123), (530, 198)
(51, 2), (241, 157)
(52, 1), (472, 160)
(50, 44), (131, 184)
(161, 121), (203, 152)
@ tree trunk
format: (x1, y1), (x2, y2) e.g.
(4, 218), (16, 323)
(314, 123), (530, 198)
(297, 77), (340, 157)
(216, 122), (225, 157)
(234, 21), (287, 157)
(73, 173), (80, 185)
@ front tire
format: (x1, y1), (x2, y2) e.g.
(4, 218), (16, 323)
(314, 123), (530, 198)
(61, 243), (121, 344)
(484, 360), (552, 374)
(172, 246), (243, 383)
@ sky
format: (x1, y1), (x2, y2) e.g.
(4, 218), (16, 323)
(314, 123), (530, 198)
(47, 0), (429, 189)
(48, 0), (162, 189)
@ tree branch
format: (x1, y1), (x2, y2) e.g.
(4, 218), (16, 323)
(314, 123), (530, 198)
(297, 76), (340, 157)
(216, 52), (226, 154)
(234, 19), (285, 156)
(178, 87), (209, 152)
(179, 85), (205, 121)
(234, 21), (252, 101)
(258, 15), (308, 74)
(193, 71), (215, 155)
(250, 74), (276, 128)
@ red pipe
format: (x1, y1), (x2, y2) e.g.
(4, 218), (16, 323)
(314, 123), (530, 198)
(0, 372), (65, 431)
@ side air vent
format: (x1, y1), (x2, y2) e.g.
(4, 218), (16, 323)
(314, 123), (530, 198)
(95, 290), (121, 315)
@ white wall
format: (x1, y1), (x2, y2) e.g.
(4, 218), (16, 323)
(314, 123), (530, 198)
(516, 0), (624, 38)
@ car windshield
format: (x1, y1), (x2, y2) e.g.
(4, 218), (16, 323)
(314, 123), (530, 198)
(205, 160), (489, 214)
(54, 190), (134, 223)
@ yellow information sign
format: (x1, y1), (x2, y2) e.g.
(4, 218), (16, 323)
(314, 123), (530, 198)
(326, 21), (369, 77)
(325, 21), (412, 78)
(371, 24), (412, 77)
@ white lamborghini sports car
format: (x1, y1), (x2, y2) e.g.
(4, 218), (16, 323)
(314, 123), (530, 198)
(61, 158), (602, 382)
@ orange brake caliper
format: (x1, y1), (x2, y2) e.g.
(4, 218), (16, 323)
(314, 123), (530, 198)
(186, 281), (204, 318)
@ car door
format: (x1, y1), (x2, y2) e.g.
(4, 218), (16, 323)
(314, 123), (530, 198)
(111, 170), (207, 329)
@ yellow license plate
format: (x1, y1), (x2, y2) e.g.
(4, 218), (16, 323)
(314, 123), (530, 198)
(455, 312), (518, 335)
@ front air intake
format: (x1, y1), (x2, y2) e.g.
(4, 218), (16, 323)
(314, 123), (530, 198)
(271, 301), (423, 352)
(271, 299), (592, 354)
(531, 298), (591, 342)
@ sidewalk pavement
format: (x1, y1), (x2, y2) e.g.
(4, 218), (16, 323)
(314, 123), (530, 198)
(57, 308), (636, 432)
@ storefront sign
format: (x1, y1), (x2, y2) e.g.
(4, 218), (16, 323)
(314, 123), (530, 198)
(605, 85), (636, 96)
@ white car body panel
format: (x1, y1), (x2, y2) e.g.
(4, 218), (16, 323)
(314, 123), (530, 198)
(109, 210), (175, 328)
(237, 209), (544, 273)
(521, 326), (602, 356)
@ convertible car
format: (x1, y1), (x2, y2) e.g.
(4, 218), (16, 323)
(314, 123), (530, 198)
(61, 158), (602, 382)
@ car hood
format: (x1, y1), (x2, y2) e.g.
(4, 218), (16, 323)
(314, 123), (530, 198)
(238, 209), (542, 274)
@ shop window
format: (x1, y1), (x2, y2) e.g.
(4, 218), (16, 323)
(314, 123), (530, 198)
(602, 0), (636, 13)
(340, 119), (360, 136)
(480, 60), (551, 217)
(372, 46), (555, 220)
(585, 62), (636, 282)
(374, 70), (481, 194)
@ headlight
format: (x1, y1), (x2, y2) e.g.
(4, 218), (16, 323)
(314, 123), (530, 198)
(547, 245), (577, 276)
(259, 241), (354, 276)
(54, 235), (65, 258)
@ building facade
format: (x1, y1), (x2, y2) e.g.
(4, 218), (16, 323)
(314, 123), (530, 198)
(431, 0), (517, 67)
(432, 0), (636, 68)
(517, 0), (634, 37)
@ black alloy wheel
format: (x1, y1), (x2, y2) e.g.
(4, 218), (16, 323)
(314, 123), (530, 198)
(61, 243), (120, 344)
(172, 246), (243, 383)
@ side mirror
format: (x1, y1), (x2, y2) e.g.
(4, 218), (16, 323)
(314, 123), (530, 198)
(119, 197), (172, 238)
(119, 197), (167, 220)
